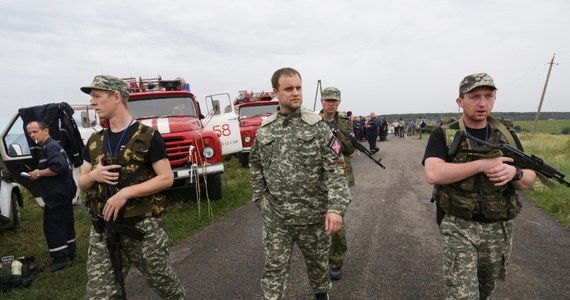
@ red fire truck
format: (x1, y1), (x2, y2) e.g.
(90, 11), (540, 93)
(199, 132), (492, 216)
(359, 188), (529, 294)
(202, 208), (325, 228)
(233, 91), (279, 167)
(120, 76), (225, 199)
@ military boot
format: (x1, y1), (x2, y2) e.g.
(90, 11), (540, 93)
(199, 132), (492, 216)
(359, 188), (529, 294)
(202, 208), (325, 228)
(44, 257), (72, 273)
(315, 293), (329, 300)
(329, 267), (342, 280)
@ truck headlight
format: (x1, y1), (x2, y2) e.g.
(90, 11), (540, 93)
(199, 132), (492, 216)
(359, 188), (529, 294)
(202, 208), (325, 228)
(244, 135), (251, 143)
(203, 146), (215, 158)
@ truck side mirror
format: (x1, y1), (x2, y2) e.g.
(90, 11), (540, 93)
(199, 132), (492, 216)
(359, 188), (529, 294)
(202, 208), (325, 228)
(81, 111), (90, 128)
(212, 100), (221, 115)
(8, 144), (23, 156)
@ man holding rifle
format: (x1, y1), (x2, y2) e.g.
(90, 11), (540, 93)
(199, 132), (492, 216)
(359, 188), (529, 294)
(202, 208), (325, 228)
(422, 73), (537, 299)
(319, 87), (355, 280)
(78, 75), (184, 299)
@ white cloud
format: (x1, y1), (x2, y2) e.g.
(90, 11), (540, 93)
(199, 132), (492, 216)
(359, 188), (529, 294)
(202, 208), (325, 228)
(0, 0), (568, 119)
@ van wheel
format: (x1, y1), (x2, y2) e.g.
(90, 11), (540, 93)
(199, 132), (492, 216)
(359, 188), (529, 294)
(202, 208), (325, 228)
(239, 153), (249, 168)
(206, 173), (223, 200)
(10, 192), (21, 228)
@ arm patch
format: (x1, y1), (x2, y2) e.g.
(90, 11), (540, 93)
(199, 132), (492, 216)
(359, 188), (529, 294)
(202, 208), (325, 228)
(328, 135), (342, 155)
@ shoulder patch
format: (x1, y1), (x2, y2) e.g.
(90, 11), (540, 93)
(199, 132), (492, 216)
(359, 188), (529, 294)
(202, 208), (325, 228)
(328, 135), (342, 155)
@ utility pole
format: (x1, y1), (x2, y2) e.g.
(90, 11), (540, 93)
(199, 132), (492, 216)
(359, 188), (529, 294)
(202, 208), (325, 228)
(313, 80), (322, 112)
(532, 54), (557, 136)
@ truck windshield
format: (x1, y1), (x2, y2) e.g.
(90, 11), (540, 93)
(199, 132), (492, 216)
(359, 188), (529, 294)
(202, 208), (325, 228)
(128, 97), (198, 119)
(239, 104), (279, 119)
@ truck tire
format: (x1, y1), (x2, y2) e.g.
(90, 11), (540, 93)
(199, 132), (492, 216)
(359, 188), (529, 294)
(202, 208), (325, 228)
(239, 153), (249, 168)
(9, 192), (21, 228)
(206, 173), (223, 200)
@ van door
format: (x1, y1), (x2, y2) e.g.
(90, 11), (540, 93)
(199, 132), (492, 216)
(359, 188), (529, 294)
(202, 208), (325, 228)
(202, 93), (242, 155)
(0, 113), (41, 197)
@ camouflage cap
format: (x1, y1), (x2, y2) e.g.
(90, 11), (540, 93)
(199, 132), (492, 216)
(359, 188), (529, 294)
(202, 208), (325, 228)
(322, 87), (341, 101)
(459, 73), (497, 96)
(80, 75), (130, 101)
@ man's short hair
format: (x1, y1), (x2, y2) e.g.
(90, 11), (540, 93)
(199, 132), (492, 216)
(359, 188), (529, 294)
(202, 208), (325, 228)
(28, 120), (49, 130)
(271, 67), (301, 89)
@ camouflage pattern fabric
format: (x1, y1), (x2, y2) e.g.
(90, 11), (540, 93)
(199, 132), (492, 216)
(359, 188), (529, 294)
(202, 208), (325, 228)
(250, 106), (351, 298)
(259, 201), (331, 299)
(322, 87), (341, 101)
(85, 217), (184, 299)
(319, 111), (355, 186)
(250, 106), (351, 224)
(329, 225), (347, 269)
(440, 215), (513, 300)
(319, 111), (354, 270)
(459, 73), (496, 96)
(81, 74), (130, 101)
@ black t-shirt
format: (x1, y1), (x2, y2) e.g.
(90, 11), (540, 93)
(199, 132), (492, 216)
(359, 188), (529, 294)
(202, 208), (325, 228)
(82, 122), (168, 164)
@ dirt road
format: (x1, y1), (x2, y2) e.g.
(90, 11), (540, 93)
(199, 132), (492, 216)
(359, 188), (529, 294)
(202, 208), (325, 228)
(126, 135), (570, 299)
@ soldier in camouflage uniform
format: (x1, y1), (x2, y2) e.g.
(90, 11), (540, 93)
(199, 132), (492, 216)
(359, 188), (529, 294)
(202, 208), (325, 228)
(318, 87), (355, 281)
(78, 75), (184, 299)
(423, 73), (537, 299)
(250, 68), (351, 300)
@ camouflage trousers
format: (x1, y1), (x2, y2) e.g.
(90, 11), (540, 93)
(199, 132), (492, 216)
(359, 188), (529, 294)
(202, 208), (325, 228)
(329, 225), (347, 269)
(261, 214), (331, 300)
(85, 217), (185, 300)
(440, 215), (513, 300)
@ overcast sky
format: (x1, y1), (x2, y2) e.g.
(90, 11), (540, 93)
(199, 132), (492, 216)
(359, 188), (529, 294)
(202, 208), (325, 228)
(1, 0), (569, 121)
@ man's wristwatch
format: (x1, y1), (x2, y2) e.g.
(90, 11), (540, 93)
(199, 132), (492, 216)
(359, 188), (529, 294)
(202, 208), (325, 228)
(512, 166), (524, 181)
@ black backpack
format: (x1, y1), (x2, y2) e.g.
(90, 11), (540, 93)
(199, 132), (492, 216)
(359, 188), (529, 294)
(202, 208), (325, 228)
(0, 256), (41, 293)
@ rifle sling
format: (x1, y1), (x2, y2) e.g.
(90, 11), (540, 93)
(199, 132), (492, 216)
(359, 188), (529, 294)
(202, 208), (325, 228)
(111, 223), (145, 241)
(98, 218), (146, 241)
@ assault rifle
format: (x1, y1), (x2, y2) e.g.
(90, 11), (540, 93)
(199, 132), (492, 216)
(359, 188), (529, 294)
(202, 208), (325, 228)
(98, 156), (146, 299)
(104, 220), (145, 299)
(326, 120), (386, 169)
(449, 130), (570, 187)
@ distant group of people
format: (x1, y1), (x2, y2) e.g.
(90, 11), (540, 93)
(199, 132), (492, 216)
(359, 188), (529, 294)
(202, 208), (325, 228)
(22, 70), (539, 300)
(352, 114), (427, 148)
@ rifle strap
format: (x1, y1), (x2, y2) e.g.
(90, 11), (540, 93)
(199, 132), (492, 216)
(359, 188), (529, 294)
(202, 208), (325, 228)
(487, 116), (518, 147)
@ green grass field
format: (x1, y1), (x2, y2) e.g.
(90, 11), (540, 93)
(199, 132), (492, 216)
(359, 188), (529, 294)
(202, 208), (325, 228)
(514, 119), (570, 135)
(518, 133), (570, 227)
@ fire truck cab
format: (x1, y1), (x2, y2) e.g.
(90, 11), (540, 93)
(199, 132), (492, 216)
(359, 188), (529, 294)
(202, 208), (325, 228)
(119, 76), (226, 199)
(233, 91), (279, 167)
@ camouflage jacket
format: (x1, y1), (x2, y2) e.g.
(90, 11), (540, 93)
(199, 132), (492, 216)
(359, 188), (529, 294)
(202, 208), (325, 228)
(250, 106), (351, 225)
(319, 111), (355, 186)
